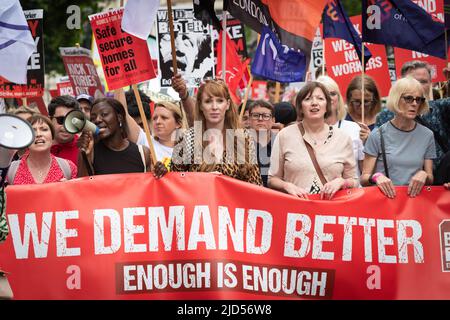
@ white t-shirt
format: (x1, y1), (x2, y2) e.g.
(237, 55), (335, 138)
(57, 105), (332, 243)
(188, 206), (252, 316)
(332, 120), (364, 178)
(137, 129), (173, 162)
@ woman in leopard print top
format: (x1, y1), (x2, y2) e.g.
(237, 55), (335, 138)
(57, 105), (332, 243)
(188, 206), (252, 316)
(168, 80), (262, 185)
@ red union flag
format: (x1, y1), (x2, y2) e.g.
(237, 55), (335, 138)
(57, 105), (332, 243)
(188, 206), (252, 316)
(89, 8), (156, 90)
(0, 173), (449, 300)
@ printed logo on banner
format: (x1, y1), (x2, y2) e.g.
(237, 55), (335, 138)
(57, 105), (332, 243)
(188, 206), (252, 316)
(439, 220), (450, 272)
(157, 8), (215, 88)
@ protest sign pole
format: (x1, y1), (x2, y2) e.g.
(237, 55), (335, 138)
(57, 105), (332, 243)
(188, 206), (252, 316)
(22, 98), (27, 106)
(322, 38), (326, 76)
(239, 72), (253, 122)
(445, 29), (449, 98)
(221, 12), (227, 79)
(167, 0), (178, 75)
(275, 82), (281, 103)
(361, 43), (365, 124)
(132, 84), (157, 165)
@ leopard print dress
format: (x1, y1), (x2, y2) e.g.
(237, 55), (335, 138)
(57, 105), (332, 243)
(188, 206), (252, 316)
(171, 127), (263, 186)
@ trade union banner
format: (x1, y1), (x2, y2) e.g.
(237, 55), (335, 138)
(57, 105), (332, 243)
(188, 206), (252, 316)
(324, 15), (391, 97)
(0, 9), (45, 98)
(394, 0), (450, 83)
(0, 173), (449, 300)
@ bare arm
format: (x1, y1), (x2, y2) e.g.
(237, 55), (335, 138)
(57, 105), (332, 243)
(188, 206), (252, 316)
(172, 74), (195, 126)
(114, 88), (142, 144)
(361, 154), (396, 198)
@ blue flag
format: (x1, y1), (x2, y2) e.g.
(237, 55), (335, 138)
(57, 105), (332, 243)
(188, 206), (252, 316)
(362, 0), (446, 59)
(251, 27), (306, 83)
(323, 0), (372, 66)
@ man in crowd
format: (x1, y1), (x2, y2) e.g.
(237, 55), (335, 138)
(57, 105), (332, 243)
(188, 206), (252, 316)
(376, 60), (450, 178)
(266, 81), (287, 104)
(76, 94), (94, 119)
(48, 95), (81, 166)
(248, 100), (276, 187)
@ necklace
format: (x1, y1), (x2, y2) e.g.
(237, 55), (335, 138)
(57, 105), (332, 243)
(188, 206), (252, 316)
(28, 158), (51, 183)
(308, 126), (333, 145)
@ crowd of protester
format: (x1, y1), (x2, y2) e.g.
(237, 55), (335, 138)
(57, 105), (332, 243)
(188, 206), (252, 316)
(1, 60), (449, 201)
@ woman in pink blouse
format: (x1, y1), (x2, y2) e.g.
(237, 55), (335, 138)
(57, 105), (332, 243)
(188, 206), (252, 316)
(8, 115), (77, 185)
(268, 81), (357, 200)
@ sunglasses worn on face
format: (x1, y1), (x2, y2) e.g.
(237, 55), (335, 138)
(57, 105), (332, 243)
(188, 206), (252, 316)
(53, 116), (65, 125)
(402, 95), (426, 104)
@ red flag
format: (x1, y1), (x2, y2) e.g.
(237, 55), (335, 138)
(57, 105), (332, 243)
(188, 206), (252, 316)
(216, 31), (249, 103)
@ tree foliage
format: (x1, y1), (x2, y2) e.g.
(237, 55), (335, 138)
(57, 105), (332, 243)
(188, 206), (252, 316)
(341, 0), (362, 17)
(22, 0), (101, 75)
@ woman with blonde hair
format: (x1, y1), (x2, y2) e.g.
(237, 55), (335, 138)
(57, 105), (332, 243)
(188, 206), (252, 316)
(317, 75), (364, 175)
(361, 77), (436, 198)
(268, 81), (357, 199)
(154, 79), (262, 185)
(151, 101), (188, 164)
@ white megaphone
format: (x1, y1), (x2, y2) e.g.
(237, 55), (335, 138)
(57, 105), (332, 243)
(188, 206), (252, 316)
(63, 110), (99, 135)
(0, 114), (35, 186)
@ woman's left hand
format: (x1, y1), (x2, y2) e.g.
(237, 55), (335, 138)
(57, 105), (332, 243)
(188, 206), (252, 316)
(321, 178), (345, 200)
(408, 170), (427, 197)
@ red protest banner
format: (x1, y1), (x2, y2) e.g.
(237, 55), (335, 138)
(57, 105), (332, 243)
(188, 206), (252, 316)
(0, 9), (44, 98)
(59, 47), (103, 97)
(394, 0), (449, 83)
(324, 15), (391, 97)
(88, 8), (156, 91)
(0, 173), (449, 300)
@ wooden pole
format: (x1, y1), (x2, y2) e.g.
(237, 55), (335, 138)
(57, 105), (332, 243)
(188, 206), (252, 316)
(239, 74), (253, 122)
(274, 82), (281, 103)
(445, 29), (449, 98)
(22, 98), (27, 106)
(361, 43), (365, 125)
(221, 12), (227, 79)
(132, 84), (157, 165)
(167, 0), (178, 75)
(322, 38), (325, 77)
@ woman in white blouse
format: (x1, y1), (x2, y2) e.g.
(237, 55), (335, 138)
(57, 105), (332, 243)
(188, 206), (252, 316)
(268, 81), (358, 200)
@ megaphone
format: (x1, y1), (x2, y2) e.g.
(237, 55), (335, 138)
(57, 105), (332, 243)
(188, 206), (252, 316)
(0, 114), (35, 186)
(63, 110), (99, 135)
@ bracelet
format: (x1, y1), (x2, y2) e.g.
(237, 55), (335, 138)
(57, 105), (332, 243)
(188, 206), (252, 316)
(180, 91), (189, 101)
(370, 172), (383, 185)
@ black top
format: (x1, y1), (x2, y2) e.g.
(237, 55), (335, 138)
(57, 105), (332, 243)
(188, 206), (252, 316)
(93, 140), (144, 175)
(256, 138), (274, 188)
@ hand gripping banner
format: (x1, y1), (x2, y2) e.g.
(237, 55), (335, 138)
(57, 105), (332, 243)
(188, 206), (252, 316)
(0, 172), (449, 299)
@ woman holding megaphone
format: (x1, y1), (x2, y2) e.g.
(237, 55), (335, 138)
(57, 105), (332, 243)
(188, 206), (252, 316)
(77, 98), (151, 176)
(7, 114), (77, 185)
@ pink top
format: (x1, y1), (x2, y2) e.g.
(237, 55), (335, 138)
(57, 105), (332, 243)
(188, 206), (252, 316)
(12, 154), (77, 185)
